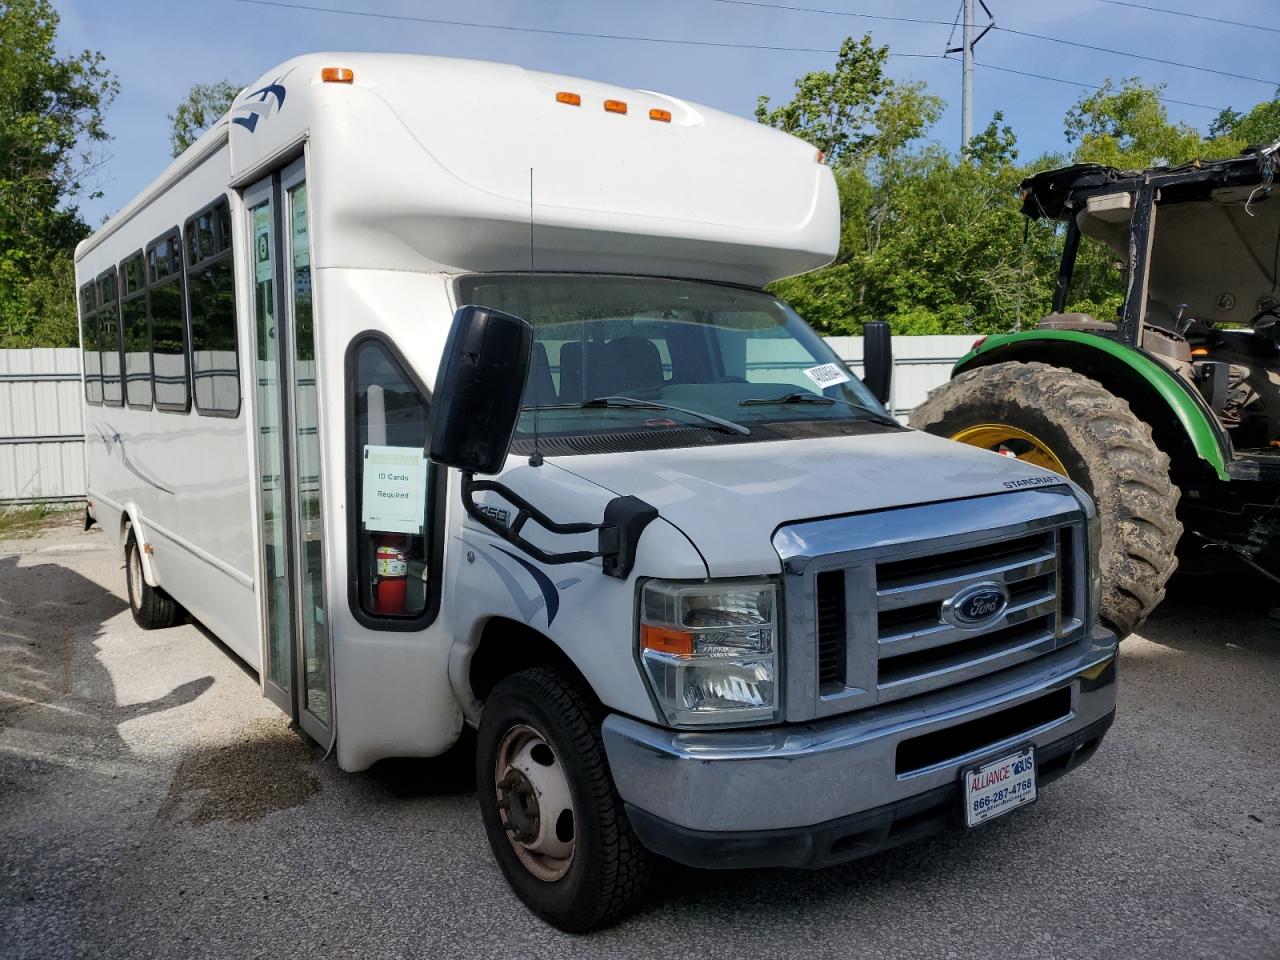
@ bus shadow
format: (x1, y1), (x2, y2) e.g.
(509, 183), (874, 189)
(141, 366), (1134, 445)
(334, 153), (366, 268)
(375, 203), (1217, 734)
(0, 552), (215, 774)
(362, 728), (478, 798)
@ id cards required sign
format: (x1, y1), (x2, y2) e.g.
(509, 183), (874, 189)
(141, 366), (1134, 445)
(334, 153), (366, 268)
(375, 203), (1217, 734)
(361, 445), (428, 535)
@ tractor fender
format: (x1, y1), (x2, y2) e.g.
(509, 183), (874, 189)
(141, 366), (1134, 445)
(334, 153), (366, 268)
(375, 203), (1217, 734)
(954, 330), (1230, 482)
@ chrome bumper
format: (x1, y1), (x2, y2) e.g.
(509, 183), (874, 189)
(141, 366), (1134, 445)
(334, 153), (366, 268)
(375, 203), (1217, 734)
(603, 628), (1117, 837)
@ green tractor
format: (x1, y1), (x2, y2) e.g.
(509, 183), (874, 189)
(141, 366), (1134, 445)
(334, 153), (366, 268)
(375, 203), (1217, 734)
(913, 146), (1280, 635)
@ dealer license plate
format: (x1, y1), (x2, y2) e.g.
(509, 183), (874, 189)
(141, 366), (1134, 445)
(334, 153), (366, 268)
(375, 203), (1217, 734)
(963, 746), (1036, 828)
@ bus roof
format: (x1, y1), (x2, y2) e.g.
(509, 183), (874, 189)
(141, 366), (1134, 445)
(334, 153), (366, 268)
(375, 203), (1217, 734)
(80, 53), (839, 287)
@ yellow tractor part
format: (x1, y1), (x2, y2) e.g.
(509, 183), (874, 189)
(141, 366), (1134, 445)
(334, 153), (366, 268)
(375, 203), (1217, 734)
(949, 423), (1068, 475)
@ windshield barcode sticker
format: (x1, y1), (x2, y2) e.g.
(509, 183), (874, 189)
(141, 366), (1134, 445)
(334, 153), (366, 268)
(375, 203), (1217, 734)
(803, 363), (852, 388)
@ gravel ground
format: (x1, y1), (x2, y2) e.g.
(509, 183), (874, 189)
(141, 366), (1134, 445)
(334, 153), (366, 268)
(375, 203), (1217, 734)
(1, 515), (1277, 960)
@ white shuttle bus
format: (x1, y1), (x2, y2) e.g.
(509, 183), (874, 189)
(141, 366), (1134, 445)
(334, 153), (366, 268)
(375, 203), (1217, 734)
(75, 54), (1118, 930)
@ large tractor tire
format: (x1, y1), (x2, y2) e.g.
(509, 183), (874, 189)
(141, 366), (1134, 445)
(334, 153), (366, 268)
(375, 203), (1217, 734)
(912, 361), (1181, 637)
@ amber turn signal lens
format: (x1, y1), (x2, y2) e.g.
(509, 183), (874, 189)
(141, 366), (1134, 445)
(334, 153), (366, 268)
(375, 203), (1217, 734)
(1191, 347), (1209, 356)
(604, 99), (628, 114)
(321, 67), (354, 83)
(649, 108), (672, 123)
(555, 91), (581, 106)
(641, 624), (694, 656)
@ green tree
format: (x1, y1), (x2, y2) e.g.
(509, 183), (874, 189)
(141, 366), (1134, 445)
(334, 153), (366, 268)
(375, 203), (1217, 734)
(1209, 93), (1280, 149)
(1063, 77), (1231, 167)
(0, 0), (117, 347)
(755, 35), (894, 167)
(168, 80), (241, 156)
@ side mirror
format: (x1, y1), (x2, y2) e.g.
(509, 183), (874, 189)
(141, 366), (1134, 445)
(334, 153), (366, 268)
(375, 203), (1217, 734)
(428, 305), (533, 475)
(862, 320), (893, 406)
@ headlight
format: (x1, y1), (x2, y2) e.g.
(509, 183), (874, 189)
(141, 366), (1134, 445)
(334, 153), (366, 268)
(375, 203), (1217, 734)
(638, 579), (779, 727)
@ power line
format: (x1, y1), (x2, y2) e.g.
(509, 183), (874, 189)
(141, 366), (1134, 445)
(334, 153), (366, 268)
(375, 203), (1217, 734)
(964, 60), (1224, 112)
(997, 25), (1277, 87)
(702, 0), (1279, 86)
(229, 0), (851, 54)
(1096, 0), (1280, 35)
(229, 0), (1225, 113)
(699, 0), (953, 27)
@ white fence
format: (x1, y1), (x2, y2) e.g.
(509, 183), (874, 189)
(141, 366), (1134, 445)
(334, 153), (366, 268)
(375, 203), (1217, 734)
(826, 335), (975, 419)
(0, 349), (86, 504)
(0, 336), (974, 503)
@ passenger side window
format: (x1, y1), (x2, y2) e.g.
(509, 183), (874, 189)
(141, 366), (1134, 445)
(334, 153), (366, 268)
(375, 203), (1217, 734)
(186, 198), (240, 416)
(348, 336), (437, 625)
(147, 231), (190, 412)
(98, 269), (124, 407)
(119, 252), (151, 409)
(80, 282), (102, 405)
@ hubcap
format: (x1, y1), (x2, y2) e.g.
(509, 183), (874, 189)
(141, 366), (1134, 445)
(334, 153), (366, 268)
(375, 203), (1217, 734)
(128, 542), (143, 610)
(494, 724), (575, 881)
(950, 423), (1068, 475)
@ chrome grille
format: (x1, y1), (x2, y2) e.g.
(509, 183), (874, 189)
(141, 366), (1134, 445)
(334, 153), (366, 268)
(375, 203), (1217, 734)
(777, 488), (1089, 723)
(872, 528), (1066, 704)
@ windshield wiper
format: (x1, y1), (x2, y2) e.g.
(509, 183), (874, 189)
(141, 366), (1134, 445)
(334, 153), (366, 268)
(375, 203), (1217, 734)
(579, 396), (751, 436)
(739, 392), (899, 427)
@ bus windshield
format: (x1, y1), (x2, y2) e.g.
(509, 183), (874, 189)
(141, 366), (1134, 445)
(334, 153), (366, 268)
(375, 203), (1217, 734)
(455, 274), (890, 443)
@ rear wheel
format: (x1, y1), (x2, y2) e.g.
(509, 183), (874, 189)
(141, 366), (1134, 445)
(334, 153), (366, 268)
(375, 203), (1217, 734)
(125, 529), (181, 629)
(912, 361), (1182, 636)
(476, 667), (651, 932)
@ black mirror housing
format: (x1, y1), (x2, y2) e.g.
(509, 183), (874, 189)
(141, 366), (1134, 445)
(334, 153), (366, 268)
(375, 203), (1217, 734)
(428, 305), (533, 475)
(862, 320), (893, 406)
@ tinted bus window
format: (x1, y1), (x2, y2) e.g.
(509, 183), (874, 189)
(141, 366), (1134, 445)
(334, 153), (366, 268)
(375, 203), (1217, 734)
(120, 251), (151, 408)
(98, 269), (124, 406)
(148, 231), (190, 412)
(186, 198), (239, 416)
(80, 282), (102, 405)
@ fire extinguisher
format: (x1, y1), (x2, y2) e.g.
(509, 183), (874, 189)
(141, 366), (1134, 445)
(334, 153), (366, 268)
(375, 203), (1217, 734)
(373, 534), (409, 614)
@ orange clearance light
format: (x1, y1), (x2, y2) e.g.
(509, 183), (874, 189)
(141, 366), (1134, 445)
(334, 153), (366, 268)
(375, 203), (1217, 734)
(641, 624), (694, 656)
(321, 67), (354, 84)
(649, 108), (672, 123)
(555, 91), (581, 106)
(1191, 347), (1210, 356)
(604, 99), (628, 115)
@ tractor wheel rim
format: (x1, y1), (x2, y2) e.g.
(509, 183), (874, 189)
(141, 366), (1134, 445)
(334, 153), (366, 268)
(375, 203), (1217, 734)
(949, 423), (1068, 475)
(494, 723), (575, 881)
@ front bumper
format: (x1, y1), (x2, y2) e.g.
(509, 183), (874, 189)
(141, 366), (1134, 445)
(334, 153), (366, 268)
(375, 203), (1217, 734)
(602, 628), (1117, 869)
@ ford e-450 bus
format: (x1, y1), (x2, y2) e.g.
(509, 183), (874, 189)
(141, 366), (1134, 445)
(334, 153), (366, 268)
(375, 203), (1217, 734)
(74, 53), (1118, 931)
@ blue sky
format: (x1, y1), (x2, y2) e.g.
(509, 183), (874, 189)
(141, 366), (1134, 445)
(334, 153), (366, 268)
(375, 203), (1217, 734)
(55, 0), (1280, 225)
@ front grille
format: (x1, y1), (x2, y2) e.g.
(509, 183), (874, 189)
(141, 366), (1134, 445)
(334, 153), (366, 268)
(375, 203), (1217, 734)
(870, 528), (1066, 704)
(778, 489), (1088, 721)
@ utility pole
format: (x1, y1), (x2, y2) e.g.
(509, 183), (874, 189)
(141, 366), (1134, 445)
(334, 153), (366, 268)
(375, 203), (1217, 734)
(947, 0), (994, 154)
(962, 0), (974, 150)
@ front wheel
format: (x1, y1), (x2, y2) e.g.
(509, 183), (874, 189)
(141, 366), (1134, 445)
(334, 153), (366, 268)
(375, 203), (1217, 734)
(476, 667), (651, 932)
(912, 361), (1182, 637)
(125, 529), (181, 629)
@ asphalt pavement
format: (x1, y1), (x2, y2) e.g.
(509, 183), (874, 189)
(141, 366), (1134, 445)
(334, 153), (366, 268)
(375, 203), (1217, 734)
(1, 515), (1277, 960)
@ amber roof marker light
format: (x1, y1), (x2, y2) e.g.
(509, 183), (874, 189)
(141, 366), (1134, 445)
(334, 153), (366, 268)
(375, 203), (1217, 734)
(555, 91), (581, 106)
(321, 67), (354, 83)
(649, 108), (672, 123)
(603, 99), (628, 115)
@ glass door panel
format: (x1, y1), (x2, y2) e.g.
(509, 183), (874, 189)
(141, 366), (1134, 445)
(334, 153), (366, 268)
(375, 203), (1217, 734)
(249, 187), (294, 711)
(285, 175), (331, 732)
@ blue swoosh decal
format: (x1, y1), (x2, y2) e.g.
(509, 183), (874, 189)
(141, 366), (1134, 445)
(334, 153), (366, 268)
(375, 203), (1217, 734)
(495, 546), (561, 625)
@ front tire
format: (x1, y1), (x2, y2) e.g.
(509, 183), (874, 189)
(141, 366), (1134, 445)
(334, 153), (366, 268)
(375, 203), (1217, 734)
(125, 529), (181, 629)
(476, 667), (651, 932)
(912, 361), (1182, 637)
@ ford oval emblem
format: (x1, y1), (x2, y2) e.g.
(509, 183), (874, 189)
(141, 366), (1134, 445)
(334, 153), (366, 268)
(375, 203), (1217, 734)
(942, 581), (1010, 629)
